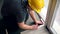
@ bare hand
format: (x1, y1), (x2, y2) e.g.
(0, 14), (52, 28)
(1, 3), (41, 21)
(31, 24), (38, 30)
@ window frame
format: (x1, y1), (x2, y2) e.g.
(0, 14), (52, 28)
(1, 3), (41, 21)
(45, 0), (57, 34)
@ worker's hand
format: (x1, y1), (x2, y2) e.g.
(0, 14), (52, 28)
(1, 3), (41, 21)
(31, 24), (38, 30)
(35, 20), (43, 25)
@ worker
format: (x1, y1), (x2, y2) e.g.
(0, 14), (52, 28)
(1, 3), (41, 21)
(1, 0), (43, 34)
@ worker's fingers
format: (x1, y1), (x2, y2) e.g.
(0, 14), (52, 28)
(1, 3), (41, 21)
(32, 25), (38, 30)
(35, 20), (43, 25)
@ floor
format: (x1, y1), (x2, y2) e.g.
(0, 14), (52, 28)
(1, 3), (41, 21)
(21, 26), (49, 34)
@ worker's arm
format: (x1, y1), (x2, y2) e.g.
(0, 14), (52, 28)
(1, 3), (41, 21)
(28, 6), (43, 24)
(18, 22), (38, 30)
(29, 10), (37, 23)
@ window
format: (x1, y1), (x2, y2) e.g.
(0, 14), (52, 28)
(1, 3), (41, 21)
(51, 0), (60, 34)
(46, 0), (60, 34)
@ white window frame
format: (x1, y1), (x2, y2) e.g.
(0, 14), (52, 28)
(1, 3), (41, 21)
(45, 0), (57, 34)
